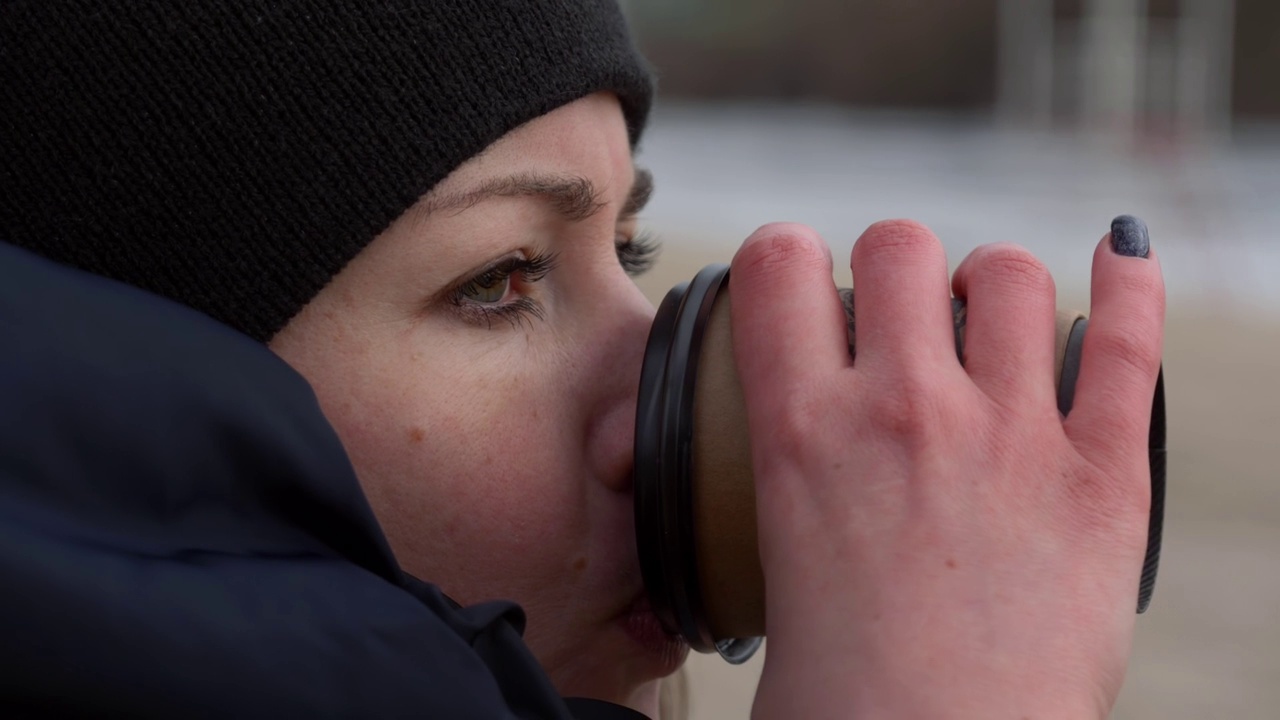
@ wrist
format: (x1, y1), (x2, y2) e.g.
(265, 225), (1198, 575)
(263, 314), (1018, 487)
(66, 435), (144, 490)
(750, 653), (1113, 720)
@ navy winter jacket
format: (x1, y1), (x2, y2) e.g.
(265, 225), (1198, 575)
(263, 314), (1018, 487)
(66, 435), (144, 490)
(0, 242), (643, 719)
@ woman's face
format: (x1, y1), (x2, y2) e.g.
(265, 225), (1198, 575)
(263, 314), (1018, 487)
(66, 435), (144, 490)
(269, 92), (688, 712)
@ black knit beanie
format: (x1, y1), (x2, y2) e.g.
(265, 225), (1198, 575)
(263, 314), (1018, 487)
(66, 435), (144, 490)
(0, 1), (654, 342)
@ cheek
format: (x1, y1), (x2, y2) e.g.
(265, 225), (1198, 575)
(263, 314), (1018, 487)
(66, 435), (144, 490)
(323, 339), (589, 601)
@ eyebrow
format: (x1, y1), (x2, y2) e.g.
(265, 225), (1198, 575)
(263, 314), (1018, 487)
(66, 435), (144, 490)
(425, 167), (654, 223)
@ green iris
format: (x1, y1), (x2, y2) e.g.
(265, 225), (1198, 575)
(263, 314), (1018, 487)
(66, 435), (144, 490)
(461, 272), (508, 304)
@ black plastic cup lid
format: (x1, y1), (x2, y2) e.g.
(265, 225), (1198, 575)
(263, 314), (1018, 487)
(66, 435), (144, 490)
(634, 263), (762, 664)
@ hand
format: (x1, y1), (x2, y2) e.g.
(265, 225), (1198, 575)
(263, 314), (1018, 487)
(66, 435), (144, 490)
(730, 219), (1164, 719)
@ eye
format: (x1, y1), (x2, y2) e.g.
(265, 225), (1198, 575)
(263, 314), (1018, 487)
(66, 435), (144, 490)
(616, 230), (661, 276)
(459, 270), (510, 304)
(444, 251), (558, 329)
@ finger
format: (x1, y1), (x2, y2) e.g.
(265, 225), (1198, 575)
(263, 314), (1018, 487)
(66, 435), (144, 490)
(951, 243), (1058, 409)
(849, 219), (955, 372)
(729, 223), (849, 418)
(1065, 215), (1166, 460)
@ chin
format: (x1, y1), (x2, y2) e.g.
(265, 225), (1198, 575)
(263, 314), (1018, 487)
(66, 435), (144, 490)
(549, 624), (690, 715)
(621, 676), (675, 720)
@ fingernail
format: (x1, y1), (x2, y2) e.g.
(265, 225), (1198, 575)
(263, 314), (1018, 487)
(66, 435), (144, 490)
(1110, 215), (1150, 258)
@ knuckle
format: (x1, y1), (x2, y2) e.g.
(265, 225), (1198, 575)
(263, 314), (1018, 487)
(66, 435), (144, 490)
(862, 373), (948, 444)
(1068, 455), (1152, 535)
(1114, 268), (1166, 307)
(735, 223), (831, 282)
(1088, 324), (1161, 378)
(971, 244), (1055, 297)
(854, 219), (942, 262)
(769, 384), (838, 460)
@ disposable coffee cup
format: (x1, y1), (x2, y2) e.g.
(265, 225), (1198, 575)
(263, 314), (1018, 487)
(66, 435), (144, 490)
(634, 263), (1167, 665)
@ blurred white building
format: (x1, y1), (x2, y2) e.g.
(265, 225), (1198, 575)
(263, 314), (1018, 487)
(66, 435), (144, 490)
(997, 0), (1237, 142)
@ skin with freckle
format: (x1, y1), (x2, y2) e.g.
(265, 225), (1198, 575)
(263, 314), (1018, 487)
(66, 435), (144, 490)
(0, 3), (1168, 716)
(271, 93), (686, 715)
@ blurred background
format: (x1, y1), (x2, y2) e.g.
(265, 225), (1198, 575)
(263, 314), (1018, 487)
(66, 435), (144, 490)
(620, 1), (1280, 718)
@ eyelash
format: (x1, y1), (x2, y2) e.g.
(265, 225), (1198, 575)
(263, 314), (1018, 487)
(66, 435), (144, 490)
(617, 230), (661, 276)
(448, 230), (663, 329)
(448, 251), (558, 329)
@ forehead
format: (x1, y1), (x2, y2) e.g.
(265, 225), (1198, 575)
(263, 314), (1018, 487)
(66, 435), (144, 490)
(436, 92), (635, 197)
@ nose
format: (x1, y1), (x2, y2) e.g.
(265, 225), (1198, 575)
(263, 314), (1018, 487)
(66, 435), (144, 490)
(583, 278), (655, 495)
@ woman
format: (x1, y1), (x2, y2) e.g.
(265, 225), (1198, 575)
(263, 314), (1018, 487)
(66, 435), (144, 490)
(0, 2), (1165, 718)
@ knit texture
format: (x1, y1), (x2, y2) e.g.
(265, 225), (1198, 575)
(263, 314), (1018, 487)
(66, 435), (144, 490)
(0, 1), (654, 342)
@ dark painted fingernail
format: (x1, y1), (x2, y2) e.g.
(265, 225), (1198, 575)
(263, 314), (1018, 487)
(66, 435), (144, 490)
(1110, 215), (1150, 258)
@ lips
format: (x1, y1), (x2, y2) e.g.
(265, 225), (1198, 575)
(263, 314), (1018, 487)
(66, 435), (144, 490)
(619, 590), (688, 674)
